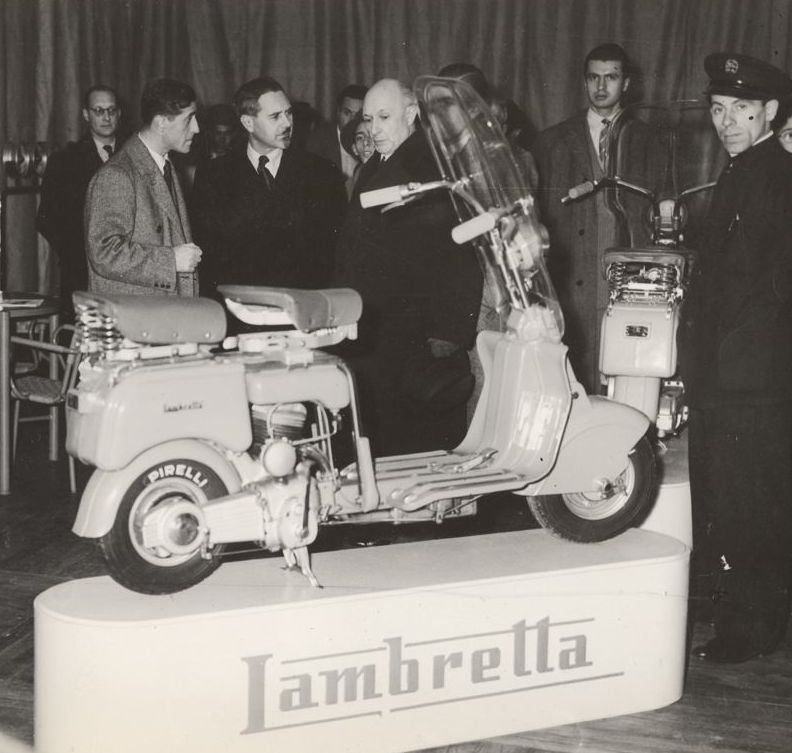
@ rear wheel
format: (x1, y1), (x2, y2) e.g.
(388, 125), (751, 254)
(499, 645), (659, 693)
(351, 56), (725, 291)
(527, 435), (657, 542)
(99, 459), (228, 594)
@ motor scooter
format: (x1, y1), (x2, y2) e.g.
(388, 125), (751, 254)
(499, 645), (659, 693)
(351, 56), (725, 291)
(563, 101), (721, 435)
(66, 77), (657, 595)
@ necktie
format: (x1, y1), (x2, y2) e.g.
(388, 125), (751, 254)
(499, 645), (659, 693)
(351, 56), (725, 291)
(163, 160), (179, 207)
(257, 155), (275, 190)
(102, 144), (113, 161)
(163, 159), (185, 236)
(598, 118), (611, 168)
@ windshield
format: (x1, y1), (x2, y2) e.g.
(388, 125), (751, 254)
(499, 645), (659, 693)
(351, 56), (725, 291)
(415, 75), (563, 338)
(608, 100), (725, 248)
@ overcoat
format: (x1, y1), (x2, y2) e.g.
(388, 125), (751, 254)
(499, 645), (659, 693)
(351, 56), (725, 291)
(532, 110), (660, 392)
(37, 137), (103, 307)
(191, 146), (345, 295)
(84, 135), (195, 296)
(335, 129), (482, 455)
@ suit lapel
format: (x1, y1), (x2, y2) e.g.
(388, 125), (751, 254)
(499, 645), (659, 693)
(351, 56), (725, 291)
(126, 137), (188, 243)
(569, 113), (599, 181)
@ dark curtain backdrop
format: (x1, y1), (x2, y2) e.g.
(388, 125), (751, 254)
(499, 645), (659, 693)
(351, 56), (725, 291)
(2, 0), (792, 290)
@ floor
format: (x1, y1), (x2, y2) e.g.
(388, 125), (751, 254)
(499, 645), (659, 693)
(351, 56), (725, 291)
(0, 423), (790, 753)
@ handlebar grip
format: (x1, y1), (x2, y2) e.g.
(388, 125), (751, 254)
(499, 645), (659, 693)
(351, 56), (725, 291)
(562, 180), (595, 204)
(451, 212), (497, 244)
(360, 186), (404, 208)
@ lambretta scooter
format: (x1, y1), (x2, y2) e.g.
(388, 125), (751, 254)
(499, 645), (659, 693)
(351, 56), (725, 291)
(563, 101), (720, 435)
(66, 77), (657, 595)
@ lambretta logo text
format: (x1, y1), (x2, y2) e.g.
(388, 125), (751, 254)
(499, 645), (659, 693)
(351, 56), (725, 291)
(241, 615), (619, 734)
(163, 400), (203, 413)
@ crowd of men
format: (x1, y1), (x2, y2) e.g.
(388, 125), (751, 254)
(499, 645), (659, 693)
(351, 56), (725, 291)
(37, 45), (792, 666)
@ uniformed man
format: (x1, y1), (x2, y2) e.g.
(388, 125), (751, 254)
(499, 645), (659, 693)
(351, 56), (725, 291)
(684, 52), (792, 663)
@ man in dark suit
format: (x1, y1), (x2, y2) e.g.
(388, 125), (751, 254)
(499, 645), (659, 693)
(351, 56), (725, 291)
(192, 76), (346, 297)
(305, 83), (367, 196)
(532, 43), (637, 393)
(684, 53), (792, 663)
(84, 78), (202, 297)
(37, 85), (122, 312)
(335, 78), (482, 456)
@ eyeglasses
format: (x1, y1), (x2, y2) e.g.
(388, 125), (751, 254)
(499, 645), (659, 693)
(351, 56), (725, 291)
(354, 134), (373, 145)
(778, 130), (792, 144)
(89, 106), (119, 118)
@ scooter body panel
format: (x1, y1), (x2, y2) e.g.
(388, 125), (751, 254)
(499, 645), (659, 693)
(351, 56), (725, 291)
(457, 330), (573, 476)
(245, 358), (350, 410)
(519, 394), (650, 496)
(67, 359), (252, 469)
(72, 439), (243, 538)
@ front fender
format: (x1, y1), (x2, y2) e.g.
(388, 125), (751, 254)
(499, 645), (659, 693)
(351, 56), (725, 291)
(520, 395), (650, 496)
(73, 440), (243, 539)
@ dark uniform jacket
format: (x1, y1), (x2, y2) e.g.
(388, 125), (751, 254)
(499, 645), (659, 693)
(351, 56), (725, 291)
(192, 145), (346, 295)
(36, 137), (103, 307)
(681, 136), (792, 405)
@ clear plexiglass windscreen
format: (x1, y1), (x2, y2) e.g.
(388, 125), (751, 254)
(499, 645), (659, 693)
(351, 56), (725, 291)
(608, 100), (726, 248)
(415, 75), (562, 336)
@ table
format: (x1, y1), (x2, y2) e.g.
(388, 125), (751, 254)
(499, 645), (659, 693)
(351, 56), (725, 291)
(0, 294), (60, 495)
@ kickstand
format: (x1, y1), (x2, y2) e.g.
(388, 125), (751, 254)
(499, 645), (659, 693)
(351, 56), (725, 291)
(282, 547), (322, 588)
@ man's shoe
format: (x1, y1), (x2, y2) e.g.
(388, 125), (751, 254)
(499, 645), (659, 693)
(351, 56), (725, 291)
(692, 636), (766, 664)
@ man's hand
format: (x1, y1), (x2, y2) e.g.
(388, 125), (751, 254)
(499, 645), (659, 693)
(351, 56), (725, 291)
(174, 242), (202, 272)
(428, 337), (462, 358)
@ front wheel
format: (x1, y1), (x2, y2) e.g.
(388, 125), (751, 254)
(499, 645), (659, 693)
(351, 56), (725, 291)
(527, 435), (657, 542)
(98, 459), (229, 594)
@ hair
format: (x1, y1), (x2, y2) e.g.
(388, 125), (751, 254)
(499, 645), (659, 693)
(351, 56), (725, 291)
(437, 62), (491, 102)
(336, 84), (368, 108)
(140, 78), (196, 125)
(83, 84), (119, 110)
(233, 76), (285, 117)
(584, 43), (631, 77)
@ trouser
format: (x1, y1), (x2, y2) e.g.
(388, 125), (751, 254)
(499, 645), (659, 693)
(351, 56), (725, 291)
(688, 400), (792, 650)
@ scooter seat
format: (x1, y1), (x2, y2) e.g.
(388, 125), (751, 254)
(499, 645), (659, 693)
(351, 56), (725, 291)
(72, 291), (227, 344)
(217, 285), (363, 332)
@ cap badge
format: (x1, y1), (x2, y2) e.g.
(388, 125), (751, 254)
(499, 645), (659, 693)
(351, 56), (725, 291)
(725, 58), (739, 74)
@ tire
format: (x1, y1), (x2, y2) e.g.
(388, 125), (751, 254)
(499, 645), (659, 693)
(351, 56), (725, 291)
(527, 435), (657, 542)
(98, 458), (228, 594)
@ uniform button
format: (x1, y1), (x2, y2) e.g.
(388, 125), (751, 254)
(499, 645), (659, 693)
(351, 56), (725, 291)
(576, 280), (584, 286)
(578, 229), (585, 236)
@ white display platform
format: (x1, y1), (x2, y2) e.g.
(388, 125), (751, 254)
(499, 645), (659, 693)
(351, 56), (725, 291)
(34, 524), (689, 753)
(641, 434), (691, 547)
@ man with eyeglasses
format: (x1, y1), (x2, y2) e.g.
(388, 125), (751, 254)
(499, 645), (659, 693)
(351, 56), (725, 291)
(37, 85), (122, 313)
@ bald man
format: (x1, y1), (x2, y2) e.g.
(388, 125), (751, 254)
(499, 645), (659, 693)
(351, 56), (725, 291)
(335, 78), (482, 456)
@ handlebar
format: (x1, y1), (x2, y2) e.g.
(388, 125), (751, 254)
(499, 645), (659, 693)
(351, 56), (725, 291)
(360, 179), (453, 208)
(561, 176), (655, 205)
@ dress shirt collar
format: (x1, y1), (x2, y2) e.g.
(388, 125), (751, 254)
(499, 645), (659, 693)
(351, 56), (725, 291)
(92, 136), (116, 162)
(137, 133), (169, 174)
(247, 143), (283, 176)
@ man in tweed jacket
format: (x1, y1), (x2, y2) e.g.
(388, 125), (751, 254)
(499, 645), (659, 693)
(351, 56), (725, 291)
(84, 78), (202, 297)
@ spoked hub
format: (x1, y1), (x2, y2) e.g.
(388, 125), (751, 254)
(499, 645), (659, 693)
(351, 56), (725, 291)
(560, 465), (634, 521)
(133, 481), (209, 564)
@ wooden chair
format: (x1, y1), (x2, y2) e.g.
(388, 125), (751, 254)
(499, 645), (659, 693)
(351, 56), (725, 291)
(10, 324), (81, 493)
